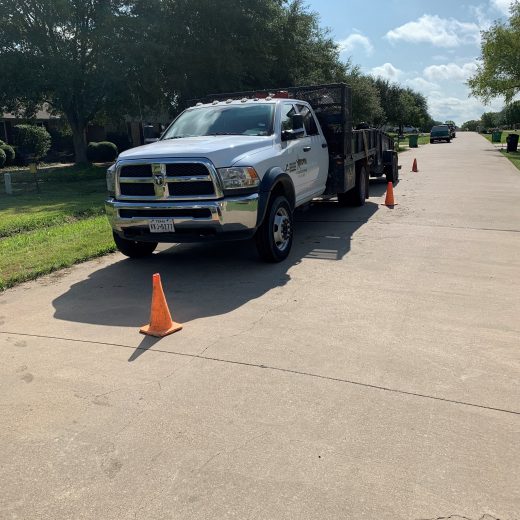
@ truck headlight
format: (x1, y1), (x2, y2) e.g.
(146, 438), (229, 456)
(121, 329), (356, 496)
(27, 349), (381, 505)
(106, 164), (116, 195)
(217, 167), (260, 190)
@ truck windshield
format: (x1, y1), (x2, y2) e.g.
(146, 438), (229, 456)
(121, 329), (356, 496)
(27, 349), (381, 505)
(162, 104), (275, 139)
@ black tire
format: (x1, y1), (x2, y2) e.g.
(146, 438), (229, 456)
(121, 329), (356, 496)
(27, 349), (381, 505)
(446, 138), (451, 143)
(113, 232), (157, 258)
(430, 139), (434, 144)
(338, 164), (368, 207)
(384, 155), (398, 184)
(255, 195), (293, 262)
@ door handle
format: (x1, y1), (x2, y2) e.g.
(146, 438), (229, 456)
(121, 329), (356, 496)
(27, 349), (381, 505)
(303, 146), (311, 152)
(322, 143), (328, 148)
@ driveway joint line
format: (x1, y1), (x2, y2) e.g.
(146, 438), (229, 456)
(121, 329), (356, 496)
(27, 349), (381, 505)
(2, 330), (519, 417)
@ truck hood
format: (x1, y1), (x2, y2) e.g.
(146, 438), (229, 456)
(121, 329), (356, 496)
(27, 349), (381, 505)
(118, 135), (274, 168)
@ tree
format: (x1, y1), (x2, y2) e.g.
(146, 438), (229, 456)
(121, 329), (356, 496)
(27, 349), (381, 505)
(481, 111), (503, 129)
(468, 2), (520, 104)
(371, 78), (431, 132)
(0, 1), (145, 162)
(461, 120), (481, 132)
(501, 101), (520, 126)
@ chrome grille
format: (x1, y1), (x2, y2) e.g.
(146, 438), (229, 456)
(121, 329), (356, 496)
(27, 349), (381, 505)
(116, 159), (222, 200)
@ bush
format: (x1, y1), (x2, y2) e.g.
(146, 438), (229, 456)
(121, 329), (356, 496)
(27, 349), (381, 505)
(87, 141), (118, 162)
(0, 144), (15, 165)
(14, 124), (52, 160)
(0, 148), (5, 168)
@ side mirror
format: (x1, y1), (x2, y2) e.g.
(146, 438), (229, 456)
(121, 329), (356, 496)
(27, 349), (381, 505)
(281, 114), (305, 141)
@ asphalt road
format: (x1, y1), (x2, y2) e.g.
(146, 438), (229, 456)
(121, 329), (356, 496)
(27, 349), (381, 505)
(1, 132), (519, 520)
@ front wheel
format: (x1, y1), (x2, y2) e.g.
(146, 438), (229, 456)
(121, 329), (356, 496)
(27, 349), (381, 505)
(113, 233), (157, 258)
(255, 195), (293, 262)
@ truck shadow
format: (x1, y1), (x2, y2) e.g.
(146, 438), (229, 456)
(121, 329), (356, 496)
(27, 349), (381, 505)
(52, 201), (378, 359)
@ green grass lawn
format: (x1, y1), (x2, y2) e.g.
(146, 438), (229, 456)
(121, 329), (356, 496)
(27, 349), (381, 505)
(0, 164), (115, 290)
(501, 150), (520, 171)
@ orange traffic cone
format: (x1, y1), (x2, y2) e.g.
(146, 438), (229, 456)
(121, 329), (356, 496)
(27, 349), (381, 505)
(383, 181), (396, 207)
(140, 273), (182, 337)
(412, 158), (418, 172)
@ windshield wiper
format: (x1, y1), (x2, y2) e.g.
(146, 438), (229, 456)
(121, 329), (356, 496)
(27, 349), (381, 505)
(205, 132), (242, 136)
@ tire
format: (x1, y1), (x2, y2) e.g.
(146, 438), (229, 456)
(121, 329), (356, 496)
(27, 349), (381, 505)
(255, 195), (293, 262)
(386, 155), (398, 184)
(430, 139), (434, 144)
(338, 164), (368, 207)
(113, 232), (157, 258)
(446, 138), (451, 143)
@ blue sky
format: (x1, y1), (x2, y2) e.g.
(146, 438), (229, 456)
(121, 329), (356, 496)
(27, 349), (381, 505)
(305, 0), (514, 125)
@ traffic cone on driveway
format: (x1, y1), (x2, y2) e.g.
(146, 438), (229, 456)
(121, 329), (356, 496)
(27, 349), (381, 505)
(412, 158), (418, 172)
(140, 273), (182, 337)
(383, 181), (396, 207)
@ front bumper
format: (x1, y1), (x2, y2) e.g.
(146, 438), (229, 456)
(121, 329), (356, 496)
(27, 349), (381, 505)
(105, 193), (259, 243)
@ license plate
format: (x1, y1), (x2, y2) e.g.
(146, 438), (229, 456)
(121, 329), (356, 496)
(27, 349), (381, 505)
(149, 219), (175, 233)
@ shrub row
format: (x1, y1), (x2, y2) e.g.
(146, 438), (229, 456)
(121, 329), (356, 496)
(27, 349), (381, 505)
(0, 140), (16, 168)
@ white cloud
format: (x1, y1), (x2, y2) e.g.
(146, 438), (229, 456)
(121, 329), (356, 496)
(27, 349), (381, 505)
(385, 15), (480, 47)
(337, 33), (374, 56)
(427, 91), (503, 123)
(490, 0), (513, 15)
(370, 62), (402, 80)
(405, 77), (440, 94)
(424, 62), (478, 81)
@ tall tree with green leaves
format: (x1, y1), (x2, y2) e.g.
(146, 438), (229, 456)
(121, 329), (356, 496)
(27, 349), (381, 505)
(468, 2), (520, 104)
(0, 0), (147, 162)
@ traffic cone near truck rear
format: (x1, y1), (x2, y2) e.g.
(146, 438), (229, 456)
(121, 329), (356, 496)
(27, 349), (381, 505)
(412, 158), (418, 172)
(140, 273), (182, 337)
(383, 181), (396, 207)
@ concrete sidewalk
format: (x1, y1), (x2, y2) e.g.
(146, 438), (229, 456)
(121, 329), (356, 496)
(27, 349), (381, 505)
(1, 133), (519, 519)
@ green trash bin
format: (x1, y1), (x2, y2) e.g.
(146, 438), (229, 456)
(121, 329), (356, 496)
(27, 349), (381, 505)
(408, 134), (419, 148)
(491, 131), (502, 143)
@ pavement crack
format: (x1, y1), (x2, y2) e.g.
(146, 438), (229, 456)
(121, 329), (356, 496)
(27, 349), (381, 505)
(2, 331), (520, 417)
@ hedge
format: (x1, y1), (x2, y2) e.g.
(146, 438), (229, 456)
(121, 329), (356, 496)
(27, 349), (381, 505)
(0, 148), (6, 168)
(14, 124), (52, 160)
(0, 144), (15, 165)
(87, 141), (118, 162)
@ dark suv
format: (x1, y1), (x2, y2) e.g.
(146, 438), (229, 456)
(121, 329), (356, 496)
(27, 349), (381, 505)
(430, 125), (451, 143)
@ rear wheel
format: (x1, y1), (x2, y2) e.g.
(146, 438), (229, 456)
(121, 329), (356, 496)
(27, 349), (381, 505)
(113, 233), (157, 258)
(255, 195), (293, 262)
(385, 154), (398, 184)
(337, 164), (368, 207)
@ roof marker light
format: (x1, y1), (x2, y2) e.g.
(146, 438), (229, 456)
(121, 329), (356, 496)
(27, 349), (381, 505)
(226, 98), (233, 104)
(212, 100), (219, 105)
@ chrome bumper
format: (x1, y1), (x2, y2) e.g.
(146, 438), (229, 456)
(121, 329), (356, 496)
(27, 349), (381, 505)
(105, 193), (259, 241)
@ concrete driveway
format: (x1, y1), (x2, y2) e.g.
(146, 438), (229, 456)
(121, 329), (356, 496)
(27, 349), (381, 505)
(1, 132), (519, 519)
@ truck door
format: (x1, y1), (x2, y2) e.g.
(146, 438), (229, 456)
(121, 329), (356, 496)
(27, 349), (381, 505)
(280, 102), (307, 201)
(296, 103), (328, 196)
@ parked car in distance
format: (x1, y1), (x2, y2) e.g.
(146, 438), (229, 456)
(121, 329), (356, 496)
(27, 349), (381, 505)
(430, 125), (451, 143)
(447, 124), (456, 138)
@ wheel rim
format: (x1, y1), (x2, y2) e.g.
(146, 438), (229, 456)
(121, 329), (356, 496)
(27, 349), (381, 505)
(273, 206), (292, 252)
